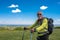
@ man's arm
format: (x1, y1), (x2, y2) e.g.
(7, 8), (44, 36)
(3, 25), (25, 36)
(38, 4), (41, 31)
(36, 19), (48, 32)
(28, 20), (38, 29)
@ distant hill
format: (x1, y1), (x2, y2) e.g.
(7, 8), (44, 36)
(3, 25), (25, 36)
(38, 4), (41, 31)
(0, 24), (31, 27)
(54, 24), (60, 27)
(0, 24), (60, 27)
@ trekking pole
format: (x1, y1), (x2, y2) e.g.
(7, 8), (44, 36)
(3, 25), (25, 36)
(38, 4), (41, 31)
(30, 30), (33, 40)
(22, 27), (26, 40)
(22, 29), (25, 40)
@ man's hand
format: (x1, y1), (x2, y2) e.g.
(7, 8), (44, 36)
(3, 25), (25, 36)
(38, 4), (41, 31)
(31, 28), (36, 33)
(24, 27), (28, 30)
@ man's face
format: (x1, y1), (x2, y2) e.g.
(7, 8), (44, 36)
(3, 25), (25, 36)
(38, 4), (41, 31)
(37, 12), (43, 19)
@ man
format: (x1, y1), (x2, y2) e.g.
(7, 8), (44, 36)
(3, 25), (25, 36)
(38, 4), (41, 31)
(24, 12), (49, 40)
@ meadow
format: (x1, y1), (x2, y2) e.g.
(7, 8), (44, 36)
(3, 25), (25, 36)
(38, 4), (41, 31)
(0, 27), (60, 40)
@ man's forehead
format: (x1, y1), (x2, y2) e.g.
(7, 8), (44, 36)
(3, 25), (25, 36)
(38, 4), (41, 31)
(38, 12), (42, 13)
(37, 12), (42, 15)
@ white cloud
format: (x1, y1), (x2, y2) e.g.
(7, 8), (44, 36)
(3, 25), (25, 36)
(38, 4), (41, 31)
(40, 5), (48, 10)
(12, 8), (21, 13)
(54, 19), (60, 24)
(8, 4), (18, 8)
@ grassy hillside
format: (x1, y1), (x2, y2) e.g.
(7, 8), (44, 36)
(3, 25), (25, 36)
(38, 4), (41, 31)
(0, 29), (60, 40)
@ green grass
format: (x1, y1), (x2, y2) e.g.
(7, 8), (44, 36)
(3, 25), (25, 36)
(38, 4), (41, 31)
(0, 29), (60, 40)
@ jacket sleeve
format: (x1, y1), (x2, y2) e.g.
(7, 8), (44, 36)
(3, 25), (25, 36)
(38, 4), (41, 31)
(36, 19), (48, 32)
(28, 20), (38, 29)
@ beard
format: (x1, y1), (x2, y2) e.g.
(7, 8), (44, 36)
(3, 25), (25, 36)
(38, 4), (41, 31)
(38, 17), (43, 20)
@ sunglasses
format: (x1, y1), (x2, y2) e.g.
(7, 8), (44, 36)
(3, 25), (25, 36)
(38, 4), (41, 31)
(37, 14), (42, 15)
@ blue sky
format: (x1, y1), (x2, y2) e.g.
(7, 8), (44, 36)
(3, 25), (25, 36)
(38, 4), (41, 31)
(0, 0), (60, 25)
